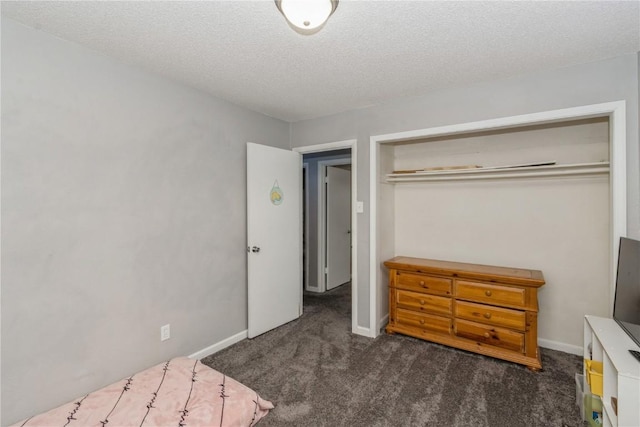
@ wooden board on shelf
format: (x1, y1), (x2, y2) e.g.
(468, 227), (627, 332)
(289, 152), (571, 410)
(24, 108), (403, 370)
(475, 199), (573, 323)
(391, 169), (423, 174)
(479, 161), (556, 170)
(392, 165), (481, 174)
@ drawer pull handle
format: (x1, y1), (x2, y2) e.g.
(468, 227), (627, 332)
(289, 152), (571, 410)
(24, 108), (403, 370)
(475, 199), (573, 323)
(419, 280), (427, 287)
(419, 319), (425, 325)
(483, 313), (492, 319)
(485, 290), (492, 297)
(419, 299), (425, 305)
(483, 332), (490, 338)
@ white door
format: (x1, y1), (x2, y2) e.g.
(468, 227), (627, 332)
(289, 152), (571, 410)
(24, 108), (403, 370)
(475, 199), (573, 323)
(247, 142), (302, 338)
(326, 166), (351, 290)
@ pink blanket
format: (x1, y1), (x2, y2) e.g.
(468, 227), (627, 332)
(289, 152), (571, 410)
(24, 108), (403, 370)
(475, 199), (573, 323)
(12, 357), (273, 427)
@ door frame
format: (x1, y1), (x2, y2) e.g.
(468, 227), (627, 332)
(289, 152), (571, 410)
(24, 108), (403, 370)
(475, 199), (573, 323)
(370, 101), (627, 339)
(293, 139), (360, 335)
(318, 159), (352, 292)
(303, 162), (310, 292)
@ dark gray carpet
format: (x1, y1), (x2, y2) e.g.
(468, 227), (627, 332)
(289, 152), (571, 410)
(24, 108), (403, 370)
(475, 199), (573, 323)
(202, 284), (583, 426)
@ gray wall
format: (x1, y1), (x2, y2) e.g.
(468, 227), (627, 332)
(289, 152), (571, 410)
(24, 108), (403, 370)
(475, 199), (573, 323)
(1, 18), (289, 425)
(291, 53), (640, 330)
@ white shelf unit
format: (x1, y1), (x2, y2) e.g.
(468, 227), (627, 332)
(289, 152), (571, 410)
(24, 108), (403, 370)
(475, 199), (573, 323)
(583, 315), (640, 427)
(386, 162), (609, 183)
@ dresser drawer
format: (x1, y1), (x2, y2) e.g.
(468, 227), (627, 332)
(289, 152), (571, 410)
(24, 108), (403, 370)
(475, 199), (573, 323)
(455, 301), (526, 331)
(396, 289), (452, 316)
(396, 308), (451, 335)
(396, 272), (452, 297)
(455, 280), (525, 308)
(454, 319), (525, 353)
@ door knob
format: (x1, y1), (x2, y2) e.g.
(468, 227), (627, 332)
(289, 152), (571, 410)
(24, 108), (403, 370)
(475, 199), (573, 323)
(252, 246), (261, 253)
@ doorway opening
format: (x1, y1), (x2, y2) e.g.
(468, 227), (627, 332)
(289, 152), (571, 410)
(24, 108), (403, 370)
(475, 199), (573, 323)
(294, 140), (360, 335)
(302, 149), (351, 293)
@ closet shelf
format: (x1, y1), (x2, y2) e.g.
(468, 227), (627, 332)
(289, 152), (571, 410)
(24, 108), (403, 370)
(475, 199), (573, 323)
(385, 162), (610, 183)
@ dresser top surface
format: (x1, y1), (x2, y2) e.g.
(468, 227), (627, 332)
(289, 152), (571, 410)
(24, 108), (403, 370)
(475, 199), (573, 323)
(384, 256), (545, 287)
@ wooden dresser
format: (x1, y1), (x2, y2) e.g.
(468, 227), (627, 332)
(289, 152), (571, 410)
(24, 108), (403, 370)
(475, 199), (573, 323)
(384, 256), (545, 370)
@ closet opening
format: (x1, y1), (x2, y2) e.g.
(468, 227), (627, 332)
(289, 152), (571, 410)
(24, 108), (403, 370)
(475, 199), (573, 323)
(370, 101), (627, 351)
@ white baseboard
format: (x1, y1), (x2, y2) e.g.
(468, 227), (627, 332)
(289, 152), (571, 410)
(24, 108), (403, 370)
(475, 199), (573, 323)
(188, 330), (248, 360)
(353, 325), (371, 337)
(187, 329), (582, 359)
(353, 314), (390, 339)
(538, 338), (582, 356)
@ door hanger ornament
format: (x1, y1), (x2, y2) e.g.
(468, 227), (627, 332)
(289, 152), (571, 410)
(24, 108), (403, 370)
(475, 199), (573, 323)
(270, 180), (283, 206)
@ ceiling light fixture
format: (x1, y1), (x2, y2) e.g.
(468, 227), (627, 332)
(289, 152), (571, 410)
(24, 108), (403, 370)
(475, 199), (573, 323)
(275, 0), (339, 35)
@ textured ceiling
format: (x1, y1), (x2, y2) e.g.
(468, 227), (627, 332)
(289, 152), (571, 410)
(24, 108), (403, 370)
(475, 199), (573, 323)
(2, 1), (639, 122)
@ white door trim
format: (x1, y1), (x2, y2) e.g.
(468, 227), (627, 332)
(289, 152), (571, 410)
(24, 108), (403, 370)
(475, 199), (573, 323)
(318, 159), (351, 292)
(293, 139), (360, 336)
(370, 101), (627, 337)
(302, 162), (311, 292)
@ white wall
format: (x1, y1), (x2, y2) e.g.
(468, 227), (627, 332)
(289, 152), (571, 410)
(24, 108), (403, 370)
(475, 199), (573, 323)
(291, 53), (640, 331)
(393, 118), (610, 170)
(395, 179), (609, 349)
(1, 18), (289, 425)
